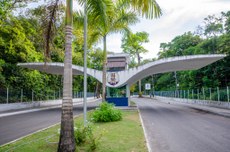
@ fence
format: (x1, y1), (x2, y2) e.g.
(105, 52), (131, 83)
(0, 88), (95, 104)
(154, 86), (230, 103)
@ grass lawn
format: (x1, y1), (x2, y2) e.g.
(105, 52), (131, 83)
(0, 110), (147, 152)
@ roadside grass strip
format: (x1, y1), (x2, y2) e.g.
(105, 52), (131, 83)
(0, 111), (147, 152)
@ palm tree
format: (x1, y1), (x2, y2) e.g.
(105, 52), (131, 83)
(98, 1), (139, 101)
(99, 0), (162, 101)
(57, 1), (75, 151)
(43, 0), (113, 151)
(121, 31), (149, 96)
(43, 0), (161, 151)
(74, 1), (139, 101)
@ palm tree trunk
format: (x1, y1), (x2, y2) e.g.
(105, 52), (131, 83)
(58, 0), (75, 151)
(95, 81), (101, 98)
(102, 35), (107, 101)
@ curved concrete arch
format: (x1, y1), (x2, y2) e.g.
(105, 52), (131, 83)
(109, 54), (226, 87)
(17, 62), (102, 82)
(18, 54), (226, 88)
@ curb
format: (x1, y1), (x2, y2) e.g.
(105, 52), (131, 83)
(0, 113), (83, 148)
(0, 99), (100, 147)
(137, 106), (152, 152)
(151, 97), (230, 119)
(188, 106), (230, 118)
(0, 98), (100, 118)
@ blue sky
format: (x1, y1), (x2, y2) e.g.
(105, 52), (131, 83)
(101, 0), (230, 59)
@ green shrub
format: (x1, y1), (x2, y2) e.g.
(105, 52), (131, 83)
(138, 91), (143, 98)
(74, 124), (101, 151)
(91, 102), (122, 122)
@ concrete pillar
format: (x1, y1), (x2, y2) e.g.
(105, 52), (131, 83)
(126, 84), (130, 106)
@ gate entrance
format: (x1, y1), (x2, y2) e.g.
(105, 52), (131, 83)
(106, 53), (130, 106)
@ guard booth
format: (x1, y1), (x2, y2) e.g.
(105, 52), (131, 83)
(106, 53), (130, 106)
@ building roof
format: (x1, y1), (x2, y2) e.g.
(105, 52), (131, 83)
(107, 53), (130, 64)
(107, 62), (126, 68)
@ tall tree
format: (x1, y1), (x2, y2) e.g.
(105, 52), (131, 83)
(43, 0), (114, 151)
(122, 31), (149, 94)
(0, 0), (37, 22)
(100, 1), (139, 101)
(56, 0), (75, 151)
(76, 1), (139, 101)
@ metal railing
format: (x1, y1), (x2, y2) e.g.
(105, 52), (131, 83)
(154, 86), (230, 102)
(0, 88), (95, 104)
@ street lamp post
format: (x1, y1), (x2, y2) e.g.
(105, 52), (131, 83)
(83, 0), (88, 126)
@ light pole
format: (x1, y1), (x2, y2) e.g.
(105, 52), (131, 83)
(83, 0), (88, 126)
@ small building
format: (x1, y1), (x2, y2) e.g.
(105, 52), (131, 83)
(106, 53), (130, 106)
(107, 53), (130, 71)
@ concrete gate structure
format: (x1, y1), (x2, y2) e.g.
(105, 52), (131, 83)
(18, 54), (226, 106)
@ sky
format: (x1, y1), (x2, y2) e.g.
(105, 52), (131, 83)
(98, 0), (230, 59)
(28, 0), (230, 59)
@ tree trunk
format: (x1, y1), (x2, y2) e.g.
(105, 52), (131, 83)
(102, 35), (107, 101)
(95, 81), (101, 98)
(58, 0), (75, 151)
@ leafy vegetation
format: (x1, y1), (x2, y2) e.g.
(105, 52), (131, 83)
(127, 11), (230, 93)
(91, 102), (122, 122)
(74, 123), (101, 151)
(0, 111), (147, 152)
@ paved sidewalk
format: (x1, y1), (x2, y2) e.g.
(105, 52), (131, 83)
(153, 96), (230, 118)
(0, 98), (101, 118)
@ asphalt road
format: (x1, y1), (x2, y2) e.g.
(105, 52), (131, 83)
(0, 101), (100, 145)
(134, 97), (230, 152)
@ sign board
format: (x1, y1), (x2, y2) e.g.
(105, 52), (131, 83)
(107, 72), (119, 86)
(145, 83), (151, 90)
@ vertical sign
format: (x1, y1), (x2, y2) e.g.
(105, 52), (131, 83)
(145, 83), (151, 90)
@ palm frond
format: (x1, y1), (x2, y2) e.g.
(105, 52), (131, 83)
(119, 0), (162, 19)
(43, 0), (60, 61)
(78, 0), (114, 29)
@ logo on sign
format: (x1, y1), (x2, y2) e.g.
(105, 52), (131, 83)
(107, 72), (119, 86)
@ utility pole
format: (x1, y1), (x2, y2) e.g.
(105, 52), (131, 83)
(83, 0), (88, 126)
